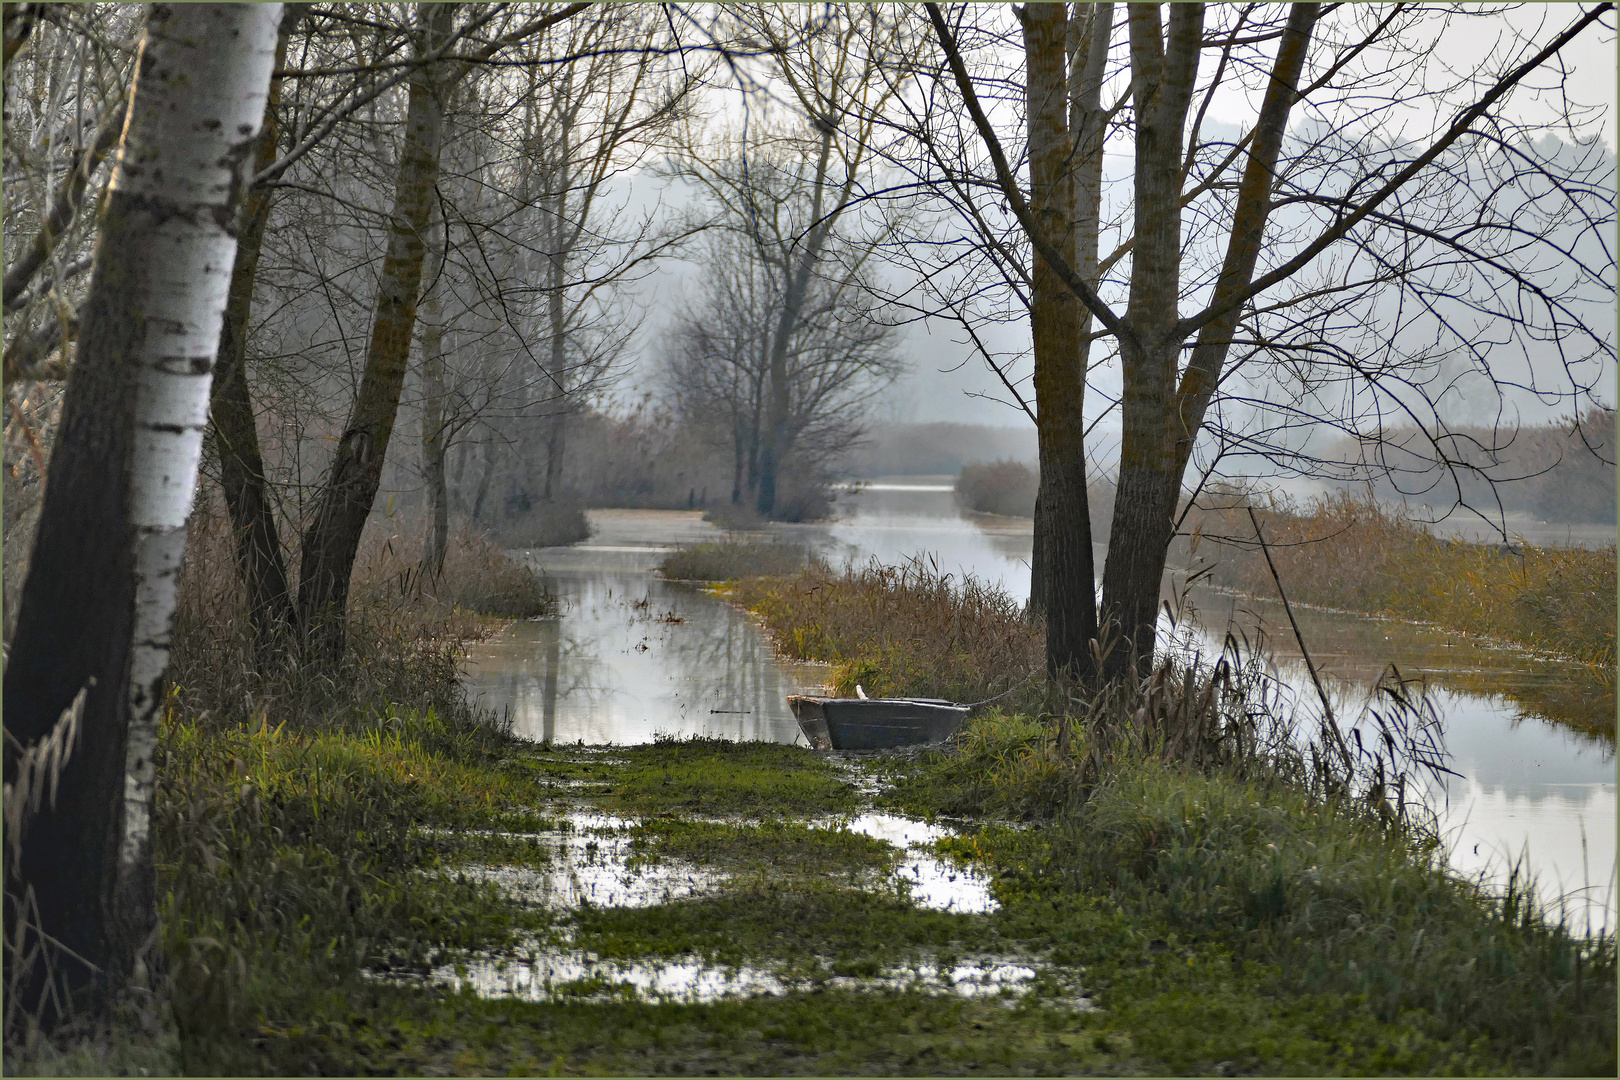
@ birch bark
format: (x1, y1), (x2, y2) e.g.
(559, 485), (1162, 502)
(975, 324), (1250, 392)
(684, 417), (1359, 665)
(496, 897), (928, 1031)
(2, 3), (280, 1027)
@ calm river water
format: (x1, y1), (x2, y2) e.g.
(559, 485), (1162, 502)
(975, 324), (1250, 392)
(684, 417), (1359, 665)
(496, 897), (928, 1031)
(464, 481), (1616, 935)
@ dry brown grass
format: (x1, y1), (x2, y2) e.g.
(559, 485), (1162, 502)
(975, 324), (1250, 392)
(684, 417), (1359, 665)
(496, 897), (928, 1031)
(1189, 492), (1616, 668)
(169, 501), (552, 734)
(734, 556), (1044, 708)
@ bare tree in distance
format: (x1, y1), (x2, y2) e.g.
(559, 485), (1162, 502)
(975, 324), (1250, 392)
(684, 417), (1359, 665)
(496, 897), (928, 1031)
(661, 221), (903, 512)
(672, 3), (910, 517)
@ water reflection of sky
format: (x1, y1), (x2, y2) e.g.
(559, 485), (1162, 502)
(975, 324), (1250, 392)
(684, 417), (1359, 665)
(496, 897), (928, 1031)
(464, 568), (822, 747)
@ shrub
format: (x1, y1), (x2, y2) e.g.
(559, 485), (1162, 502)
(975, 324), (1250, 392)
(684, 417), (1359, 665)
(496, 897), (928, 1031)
(481, 499), (592, 549)
(955, 459), (1038, 517)
(658, 539), (817, 581)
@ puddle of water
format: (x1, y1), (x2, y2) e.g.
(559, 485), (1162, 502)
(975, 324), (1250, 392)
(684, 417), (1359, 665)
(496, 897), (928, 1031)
(843, 812), (999, 914)
(451, 814), (723, 909)
(410, 946), (1077, 1007)
(453, 810), (998, 918)
(407, 808), (1027, 1006)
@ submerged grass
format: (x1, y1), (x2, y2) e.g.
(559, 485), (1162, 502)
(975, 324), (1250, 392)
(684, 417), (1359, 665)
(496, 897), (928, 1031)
(629, 819), (899, 878)
(524, 735), (861, 817)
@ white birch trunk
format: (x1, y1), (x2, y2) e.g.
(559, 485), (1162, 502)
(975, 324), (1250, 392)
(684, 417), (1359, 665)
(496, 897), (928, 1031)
(115, 4), (283, 876)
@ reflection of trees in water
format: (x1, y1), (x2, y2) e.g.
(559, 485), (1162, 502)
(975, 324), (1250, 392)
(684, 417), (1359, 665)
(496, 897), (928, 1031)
(654, 595), (786, 729)
(1434, 669), (1614, 748)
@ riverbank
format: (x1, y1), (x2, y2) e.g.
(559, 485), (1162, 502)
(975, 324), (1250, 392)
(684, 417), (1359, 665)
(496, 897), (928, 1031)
(721, 552), (1615, 1073)
(1186, 493), (1616, 670)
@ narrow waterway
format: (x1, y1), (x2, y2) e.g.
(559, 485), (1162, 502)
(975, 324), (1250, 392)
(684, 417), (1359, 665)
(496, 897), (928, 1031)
(463, 483), (1615, 934)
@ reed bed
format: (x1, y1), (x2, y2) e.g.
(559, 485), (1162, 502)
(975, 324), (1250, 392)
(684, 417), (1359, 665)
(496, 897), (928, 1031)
(657, 538), (817, 581)
(734, 556), (1044, 709)
(1191, 492), (1616, 668)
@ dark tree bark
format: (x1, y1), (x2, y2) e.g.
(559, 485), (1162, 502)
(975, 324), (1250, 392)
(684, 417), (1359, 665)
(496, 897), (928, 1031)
(1098, 2), (1316, 680)
(296, 2), (457, 663)
(1021, 1), (1100, 680)
(756, 124), (838, 517)
(211, 4), (304, 665)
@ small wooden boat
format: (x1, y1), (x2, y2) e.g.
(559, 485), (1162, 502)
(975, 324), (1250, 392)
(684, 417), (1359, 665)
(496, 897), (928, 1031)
(787, 692), (969, 750)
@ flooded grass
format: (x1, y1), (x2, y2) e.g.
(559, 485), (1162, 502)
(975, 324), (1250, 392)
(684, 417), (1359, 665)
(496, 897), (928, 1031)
(576, 735), (861, 817)
(630, 817), (900, 878)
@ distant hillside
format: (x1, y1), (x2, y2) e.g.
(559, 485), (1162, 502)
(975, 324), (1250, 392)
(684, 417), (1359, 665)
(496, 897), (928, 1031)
(844, 422), (1037, 477)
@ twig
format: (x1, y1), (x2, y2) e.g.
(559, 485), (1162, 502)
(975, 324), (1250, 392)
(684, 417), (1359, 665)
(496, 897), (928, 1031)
(1246, 505), (1351, 766)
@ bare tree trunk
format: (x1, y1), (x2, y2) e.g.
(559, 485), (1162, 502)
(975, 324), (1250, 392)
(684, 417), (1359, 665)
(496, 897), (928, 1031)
(1099, 2), (1316, 680)
(471, 430), (495, 521)
(211, 5), (303, 665)
(420, 283), (449, 575)
(542, 243), (568, 501)
(419, 191), (450, 575)
(297, 2), (457, 663)
(3, 3), (279, 1030)
(1022, 1), (1100, 681)
(1097, 3), (1204, 680)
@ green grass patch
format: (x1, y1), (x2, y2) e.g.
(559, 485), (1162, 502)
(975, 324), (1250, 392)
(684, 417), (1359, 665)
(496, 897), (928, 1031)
(628, 818), (900, 879)
(587, 735), (859, 817)
(877, 711), (1617, 1076)
(566, 880), (996, 971)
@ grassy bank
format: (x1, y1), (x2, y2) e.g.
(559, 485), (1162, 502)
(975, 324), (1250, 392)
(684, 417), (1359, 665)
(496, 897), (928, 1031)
(1189, 493), (1616, 669)
(732, 560), (1616, 1074)
(736, 558), (1045, 711)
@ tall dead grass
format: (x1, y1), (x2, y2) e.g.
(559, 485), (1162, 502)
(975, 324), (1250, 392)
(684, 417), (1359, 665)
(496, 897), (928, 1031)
(169, 501), (552, 735)
(1190, 492), (1616, 668)
(736, 556), (1044, 709)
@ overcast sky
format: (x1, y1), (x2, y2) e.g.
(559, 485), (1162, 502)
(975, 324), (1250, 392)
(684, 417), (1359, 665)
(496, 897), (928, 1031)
(617, 4), (1615, 432)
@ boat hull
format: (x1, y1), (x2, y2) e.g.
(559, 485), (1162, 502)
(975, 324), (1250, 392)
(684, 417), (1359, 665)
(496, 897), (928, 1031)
(786, 695), (968, 750)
